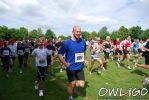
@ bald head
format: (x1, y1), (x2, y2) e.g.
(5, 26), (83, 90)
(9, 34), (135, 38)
(72, 25), (81, 40)
(72, 26), (81, 32)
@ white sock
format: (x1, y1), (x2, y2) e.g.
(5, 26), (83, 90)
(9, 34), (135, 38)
(69, 96), (73, 99)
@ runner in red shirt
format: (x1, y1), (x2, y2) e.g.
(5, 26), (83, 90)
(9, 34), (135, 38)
(115, 38), (122, 67)
(120, 36), (132, 69)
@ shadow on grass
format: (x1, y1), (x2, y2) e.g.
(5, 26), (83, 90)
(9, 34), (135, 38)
(45, 61), (90, 100)
(73, 81), (89, 99)
(131, 69), (148, 76)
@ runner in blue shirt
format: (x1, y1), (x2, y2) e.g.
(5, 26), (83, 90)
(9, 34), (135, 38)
(0, 41), (11, 78)
(58, 26), (88, 100)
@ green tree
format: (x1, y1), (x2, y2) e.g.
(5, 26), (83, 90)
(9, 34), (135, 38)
(66, 35), (71, 39)
(37, 28), (43, 36)
(140, 28), (149, 40)
(129, 26), (142, 40)
(45, 29), (56, 40)
(110, 31), (118, 41)
(58, 35), (67, 40)
(12, 27), (28, 40)
(144, 29), (149, 39)
(98, 26), (110, 39)
(7, 28), (19, 40)
(16, 27), (28, 40)
(81, 31), (89, 40)
(29, 29), (38, 39)
(117, 26), (128, 40)
(0, 25), (9, 40)
(89, 31), (97, 40)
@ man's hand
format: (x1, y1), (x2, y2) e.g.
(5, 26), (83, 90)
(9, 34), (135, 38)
(64, 62), (70, 67)
(50, 61), (54, 65)
(85, 60), (88, 65)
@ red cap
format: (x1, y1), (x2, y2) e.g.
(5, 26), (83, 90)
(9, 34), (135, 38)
(9, 39), (16, 44)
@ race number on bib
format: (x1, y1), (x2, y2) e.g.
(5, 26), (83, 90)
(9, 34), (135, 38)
(127, 47), (130, 51)
(94, 55), (98, 59)
(92, 55), (98, 59)
(18, 50), (24, 55)
(3, 50), (9, 56)
(117, 45), (120, 48)
(39, 59), (46, 64)
(106, 48), (110, 53)
(25, 48), (30, 52)
(75, 53), (84, 63)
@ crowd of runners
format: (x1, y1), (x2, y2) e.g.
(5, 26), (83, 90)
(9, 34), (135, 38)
(0, 26), (149, 100)
(89, 36), (149, 74)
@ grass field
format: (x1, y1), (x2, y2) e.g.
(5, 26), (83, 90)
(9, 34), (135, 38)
(0, 48), (149, 100)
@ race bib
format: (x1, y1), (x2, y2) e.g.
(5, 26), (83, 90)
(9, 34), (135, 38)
(106, 48), (110, 53)
(127, 47), (130, 51)
(3, 50), (9, 56)
(18, 50), (24, 55)
(75, 53), (84, 63)
(93, 55), (98, 59)
(117, 45), (120, 48)
(25, 48), (30, 52)
(39, 59), (46, 64)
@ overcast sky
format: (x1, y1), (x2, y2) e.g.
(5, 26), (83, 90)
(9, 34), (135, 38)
(0, 0), (149, 36)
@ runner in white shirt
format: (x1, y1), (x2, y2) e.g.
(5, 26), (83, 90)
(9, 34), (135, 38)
(89, 37), (104, 75)
(8, 39), (17, 72)
(32, 40), (51, 97)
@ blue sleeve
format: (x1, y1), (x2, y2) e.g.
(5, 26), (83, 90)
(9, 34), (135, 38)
(7, 48), (11, 53)
(84, 41), (87, 51)
(58, 41), (68, 55)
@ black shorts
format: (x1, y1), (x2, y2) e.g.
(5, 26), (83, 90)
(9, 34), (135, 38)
(138, 49), (142, 53)
(145, 56), (149, 65)
(3, 57), (10, 70)
(115, 50), (122, 55)
(47, 55), (51, 65)
(104, 52), (110, 59)
(24, 52), (29, 58)
(36, 66), (46, 81)
(10, 56), (16, 60)
(110, 51), (115, 56)
(18, 56), (24, 64)
(124, 50), (129, 54)
(66, 69), (85, 82)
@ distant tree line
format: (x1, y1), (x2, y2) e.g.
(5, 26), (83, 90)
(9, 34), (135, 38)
(81, 26), (149, 41)
(0, 25), (149, 41)
(0, 26), (56, 41)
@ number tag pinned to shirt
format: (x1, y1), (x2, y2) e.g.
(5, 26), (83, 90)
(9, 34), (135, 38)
(93, 55), (98, 59)
(127, 47), (130, 51)
(39, 59), (46, 64)
(25, 48), (30, 52)
(18, 50), (24, 55)
(75, 53), (84, 63)
(3, 50), (9, 56)
(106, 48), (110, 53)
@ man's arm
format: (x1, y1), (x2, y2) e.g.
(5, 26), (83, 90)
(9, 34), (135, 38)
(58, 54), (69, 67)
(50, 54), (54, 65)
(84, 43), (88, 65)
(84, 51), (88, 65)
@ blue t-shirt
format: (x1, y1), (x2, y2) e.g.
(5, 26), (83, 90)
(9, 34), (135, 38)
(133, 42), (139, 50)
(58, 38), (86, 70)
